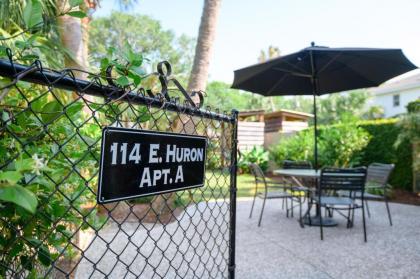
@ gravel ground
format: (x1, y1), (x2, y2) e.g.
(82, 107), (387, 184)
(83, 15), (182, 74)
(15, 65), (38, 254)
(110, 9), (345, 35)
(237, 198), (420, 279)
(75, 199), (420, 278)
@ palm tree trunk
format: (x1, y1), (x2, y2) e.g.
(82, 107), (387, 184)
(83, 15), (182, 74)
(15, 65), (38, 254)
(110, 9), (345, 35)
(187, 0), (222, 95)
(162, 0), (222, 213)
(57, 0), (88, 78)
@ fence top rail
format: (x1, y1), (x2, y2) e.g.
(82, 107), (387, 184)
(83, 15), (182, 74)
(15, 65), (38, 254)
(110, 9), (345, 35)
(0, 58), (236, 123)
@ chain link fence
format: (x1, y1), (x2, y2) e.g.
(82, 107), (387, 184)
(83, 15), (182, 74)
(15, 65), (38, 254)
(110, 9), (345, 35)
(0, 55), (238, 278)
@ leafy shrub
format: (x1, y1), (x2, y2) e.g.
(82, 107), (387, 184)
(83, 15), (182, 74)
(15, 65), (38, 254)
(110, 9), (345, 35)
(317, 124), (371, 167)
(358, 119), (413, 191)
(206, 141), (223, 170)
(0, 4), (149, 274)
(395, 101), (420, 192)
(270, 118), (414, 190)
(0, 85), (106, 275)
(238, 146), (269, 173)
(270, 123), (370, 168)
(269, 129), (314, 166)
(406, 99), (420, 113)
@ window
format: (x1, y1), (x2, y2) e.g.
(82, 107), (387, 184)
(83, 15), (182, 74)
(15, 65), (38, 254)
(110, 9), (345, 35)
(393, 94), (400, 107)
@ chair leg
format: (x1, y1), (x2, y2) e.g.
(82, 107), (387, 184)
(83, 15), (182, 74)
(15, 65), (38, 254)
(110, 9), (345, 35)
(291, 196), (294, 218)
(308, 198), (313, 225)
(286, 198), (289, 218)
(258, 198), (267, 227)
(362, 201), (367, 242)
(346, 205), (352, 228)
(365, 199), (371, 218)
(319, 205), (324, 240)
(299, 196), (303, 227)
(385, 198), (393, 226)
(249, 194), (257, 218)
(282, 198), (285, 210)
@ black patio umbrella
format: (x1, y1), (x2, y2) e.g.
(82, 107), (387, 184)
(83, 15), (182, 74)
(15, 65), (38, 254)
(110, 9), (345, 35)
(232, 43), (417, 169)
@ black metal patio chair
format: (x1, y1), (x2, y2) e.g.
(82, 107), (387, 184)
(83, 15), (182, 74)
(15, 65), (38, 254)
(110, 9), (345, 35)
(281, 160), (313, 218)
(249, 163), (295, 226)
(313, 167), (368, 242)
(283, 160), (313, 169)
(349, 163), (395, 226)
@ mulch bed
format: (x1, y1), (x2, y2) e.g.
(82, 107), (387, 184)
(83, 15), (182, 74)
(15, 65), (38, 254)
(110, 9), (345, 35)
(97, 203), (183, 224)
(390, 189), (420, 206)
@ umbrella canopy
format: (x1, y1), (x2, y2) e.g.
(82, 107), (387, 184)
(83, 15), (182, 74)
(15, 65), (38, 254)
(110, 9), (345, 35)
(232, 45), (417, 96)
(232, 44), (417, 169)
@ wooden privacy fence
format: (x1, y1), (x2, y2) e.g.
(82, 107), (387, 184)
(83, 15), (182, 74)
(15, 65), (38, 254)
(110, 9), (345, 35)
(237, 121), (265, 151)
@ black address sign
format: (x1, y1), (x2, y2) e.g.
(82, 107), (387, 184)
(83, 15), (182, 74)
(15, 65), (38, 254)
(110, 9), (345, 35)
(97, 127), (207, 204)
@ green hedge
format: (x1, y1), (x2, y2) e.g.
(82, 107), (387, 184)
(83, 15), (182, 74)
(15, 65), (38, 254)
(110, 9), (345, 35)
(357, 119), (412, 191)
(270, 118), (413, 191)
(322, 119), (412, 190)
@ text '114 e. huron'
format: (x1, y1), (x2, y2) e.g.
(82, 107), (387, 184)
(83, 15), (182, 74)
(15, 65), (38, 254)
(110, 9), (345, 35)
(97, 127), (207, 204)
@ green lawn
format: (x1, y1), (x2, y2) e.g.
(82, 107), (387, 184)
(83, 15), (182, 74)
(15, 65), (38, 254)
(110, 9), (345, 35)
(237, 174), (257, 197)
(174, 172), (257, 206)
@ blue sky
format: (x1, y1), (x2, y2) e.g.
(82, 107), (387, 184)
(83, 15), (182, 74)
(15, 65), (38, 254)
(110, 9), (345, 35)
(95, 0), (420, 83)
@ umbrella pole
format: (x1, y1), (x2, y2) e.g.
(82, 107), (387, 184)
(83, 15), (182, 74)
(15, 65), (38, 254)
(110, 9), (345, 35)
(313, 93), (318, 170)
(309, 46), (319, 170)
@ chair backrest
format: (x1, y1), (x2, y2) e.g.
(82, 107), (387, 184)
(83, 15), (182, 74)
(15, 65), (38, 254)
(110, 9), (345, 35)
(320, 167), (367, 192)
(366, 163), (395, 187)
(283, 160), (313, 169)
(249, 163), (266, 185)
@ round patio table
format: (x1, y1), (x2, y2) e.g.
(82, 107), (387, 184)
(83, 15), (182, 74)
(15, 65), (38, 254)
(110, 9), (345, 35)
(273, 168), (338, 227)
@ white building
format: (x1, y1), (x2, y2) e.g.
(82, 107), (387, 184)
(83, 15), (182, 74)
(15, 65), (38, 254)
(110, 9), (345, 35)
(369, 73), (420, 118)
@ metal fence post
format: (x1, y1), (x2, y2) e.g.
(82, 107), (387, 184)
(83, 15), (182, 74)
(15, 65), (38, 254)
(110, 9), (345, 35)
(228, 109), (239, 279)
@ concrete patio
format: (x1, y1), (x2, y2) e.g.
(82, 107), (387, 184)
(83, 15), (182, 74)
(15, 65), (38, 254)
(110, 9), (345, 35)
(237, 198), (420, 279)
(75, 199), (420, 278)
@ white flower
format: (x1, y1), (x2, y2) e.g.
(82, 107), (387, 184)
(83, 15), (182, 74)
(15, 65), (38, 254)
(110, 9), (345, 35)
(8, 139), (15, 149)
(32, 153), (46, 176)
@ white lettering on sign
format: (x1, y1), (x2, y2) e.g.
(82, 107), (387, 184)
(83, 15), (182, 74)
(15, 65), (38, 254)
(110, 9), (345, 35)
(175, 165), (184, 183)
(120, 143), (127, 165)
(139, 167), (151, 187)
(166, 144), (177, 162)
(149, 144), (160, 163)
(110, 142), (142, 165)
(109, 142), (204, 188)
(129, 143), (141, 163)
(99, 127), (208, 204)
(165, 145), (204, 163)
(162, 169), (170, 184)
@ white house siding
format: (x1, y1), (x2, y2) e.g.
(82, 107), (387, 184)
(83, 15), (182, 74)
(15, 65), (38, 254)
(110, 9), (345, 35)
(369, 73), (420, 118)
(373, 87), (420, 117)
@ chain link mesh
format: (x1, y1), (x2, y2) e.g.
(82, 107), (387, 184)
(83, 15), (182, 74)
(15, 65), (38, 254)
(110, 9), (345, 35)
(0, 58), (237, 278)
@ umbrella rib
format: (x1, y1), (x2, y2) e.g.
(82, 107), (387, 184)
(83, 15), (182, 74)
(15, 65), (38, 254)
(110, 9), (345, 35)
(266, 53), (312, 95)
(282, 52), (311, 75)
(266, 74), (290, 96)
(317, 52), (343, 74)
(272, 67), (312, 78)
(332, 57), (378, 86)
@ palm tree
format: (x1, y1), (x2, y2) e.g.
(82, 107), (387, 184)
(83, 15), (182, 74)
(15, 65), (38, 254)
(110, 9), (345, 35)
(56, 0), (90, 78)
(187, 0), (222, 99)
(258, 45), (281, 111)
(158, 0), (222, 215)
